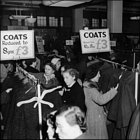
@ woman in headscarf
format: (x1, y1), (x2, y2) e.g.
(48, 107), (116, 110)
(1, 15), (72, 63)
(83, 63), (118, 139)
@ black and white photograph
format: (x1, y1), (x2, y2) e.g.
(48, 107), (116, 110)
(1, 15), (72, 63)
(0, 0), (140, 139)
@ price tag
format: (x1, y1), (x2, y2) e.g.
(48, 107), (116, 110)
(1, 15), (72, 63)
(80, 29), (111, 54)
(66, 40), (73, 46)
(0, 30), (35, 60)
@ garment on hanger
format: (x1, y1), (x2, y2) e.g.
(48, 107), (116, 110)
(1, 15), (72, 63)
(107, 70), (136, 139)
(127, 103), (140, 139)
(3, 67), (62, 139)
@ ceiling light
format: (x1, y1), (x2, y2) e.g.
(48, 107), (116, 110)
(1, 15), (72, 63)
(42, 0), (91, 7)
(9, 15), (28, 20)
(130, 16), (140, 20)
(26, 15), (36, 23)
(26, 0), (36, 24)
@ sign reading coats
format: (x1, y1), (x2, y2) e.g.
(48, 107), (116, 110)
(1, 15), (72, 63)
(0, 30), (35, 61)
(80, 28), (111, 54)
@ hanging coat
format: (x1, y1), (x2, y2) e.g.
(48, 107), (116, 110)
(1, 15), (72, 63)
(127, 103), (140, 139)
(107, 70), (136, 139)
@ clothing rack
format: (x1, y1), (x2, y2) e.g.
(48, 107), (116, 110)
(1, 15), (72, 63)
(114, 48), (140, 69)
(16, 64), (38, 84)
(16, 64), (43, 139)
(16, 64), (61, 139)
(135, 63), (140, 105)
(95, 57), (133, 71)
(95, 57), (139, 105)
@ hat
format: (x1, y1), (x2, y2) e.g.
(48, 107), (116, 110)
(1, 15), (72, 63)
(51, 58), (60, 65)
(85, 63), (103, 81)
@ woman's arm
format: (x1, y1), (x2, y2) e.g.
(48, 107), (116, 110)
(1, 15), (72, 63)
(85, 87), (118, 105)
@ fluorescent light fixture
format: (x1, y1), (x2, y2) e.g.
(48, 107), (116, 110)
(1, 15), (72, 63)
(9, 15), (29, 20)
(42, 0), (58, 5)
(43, 0), (90, 7)
(130, 16), (140, 20)
(51, 1), (87, 7)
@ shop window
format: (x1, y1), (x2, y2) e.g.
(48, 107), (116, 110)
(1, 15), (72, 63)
(25, 18), (35, 27)
(92, 18), (99, 28)
(49, 17), (58, 27)
(37, 16), (47, 27)
(60, 17), (63, 27)
(102, 19), (107, 27)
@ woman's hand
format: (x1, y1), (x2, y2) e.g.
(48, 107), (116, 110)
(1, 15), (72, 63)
(59, 88), (64, 96)
(6, 88), (12, 93)
(114, 83), (119, 90)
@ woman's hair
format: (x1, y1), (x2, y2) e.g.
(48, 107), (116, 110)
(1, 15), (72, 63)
(63, 68), (79, 80)
(25, 58), (36, 66)
(55, 105), (86, 129)
(44, 62), (56, 71)
(60, 64), (72, 73)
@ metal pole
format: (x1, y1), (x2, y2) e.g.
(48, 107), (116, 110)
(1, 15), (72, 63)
(135, 63), (139, 105)
(37, 80), (43, 139)
(133, 52), (136, 69)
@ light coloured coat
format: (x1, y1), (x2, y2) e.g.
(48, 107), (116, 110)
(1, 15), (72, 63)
(83, 81), (117, 139)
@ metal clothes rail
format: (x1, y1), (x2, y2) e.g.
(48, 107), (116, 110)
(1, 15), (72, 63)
(94, 57), (139, 105)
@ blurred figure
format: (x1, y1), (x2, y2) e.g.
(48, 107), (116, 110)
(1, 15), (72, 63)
(0, 63), (8, 83)
(51, 57), (61, 71)
(51, 57), (64, 86)
(24, 58), (39, 73)
(55, 105), (95, 139)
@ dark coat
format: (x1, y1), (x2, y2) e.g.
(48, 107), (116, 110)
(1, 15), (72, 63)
(3, 73), (62, 139)
(127, 103), (140, 139)
(25, 66), (39, 73)
(107, 70), (136, 139)
(62, 82), (86, 112)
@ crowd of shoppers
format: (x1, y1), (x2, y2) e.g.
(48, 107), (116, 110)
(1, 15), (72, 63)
(0, 46), (139, 139)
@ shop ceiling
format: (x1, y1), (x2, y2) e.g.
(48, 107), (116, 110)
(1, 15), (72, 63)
(0, 0), (140, 15)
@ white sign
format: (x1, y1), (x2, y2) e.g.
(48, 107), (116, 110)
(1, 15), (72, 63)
(66, 40), (73, 46)
(0, 30), (35, 61)
(110, 40), (116, 47)
(36, 36), (45, 54)
(80, 29), (111, 54)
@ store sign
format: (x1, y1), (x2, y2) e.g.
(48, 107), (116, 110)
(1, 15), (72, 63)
(80, 28), (111, 54)
(36, 36), (45, 54)
(0, 30), (35, 61)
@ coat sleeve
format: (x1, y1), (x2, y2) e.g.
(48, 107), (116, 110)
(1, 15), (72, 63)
(85, 87), (118, 105)
(41, 77), (60, 89)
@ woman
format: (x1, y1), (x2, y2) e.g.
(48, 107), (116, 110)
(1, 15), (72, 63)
(55, 105), (95, 139)
(61, 68), (86, 113)
(32, 62), (63, 115)
(33, 62), (60, 89)
(83, 64), (118, 139)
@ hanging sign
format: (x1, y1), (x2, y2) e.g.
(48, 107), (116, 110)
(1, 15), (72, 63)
(0, 30), (35, 61)
(66, 40), (73, 46)
(80, 28), (111, 54)
(110, 40), (116, 47)
(35, 36), (45, 54)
